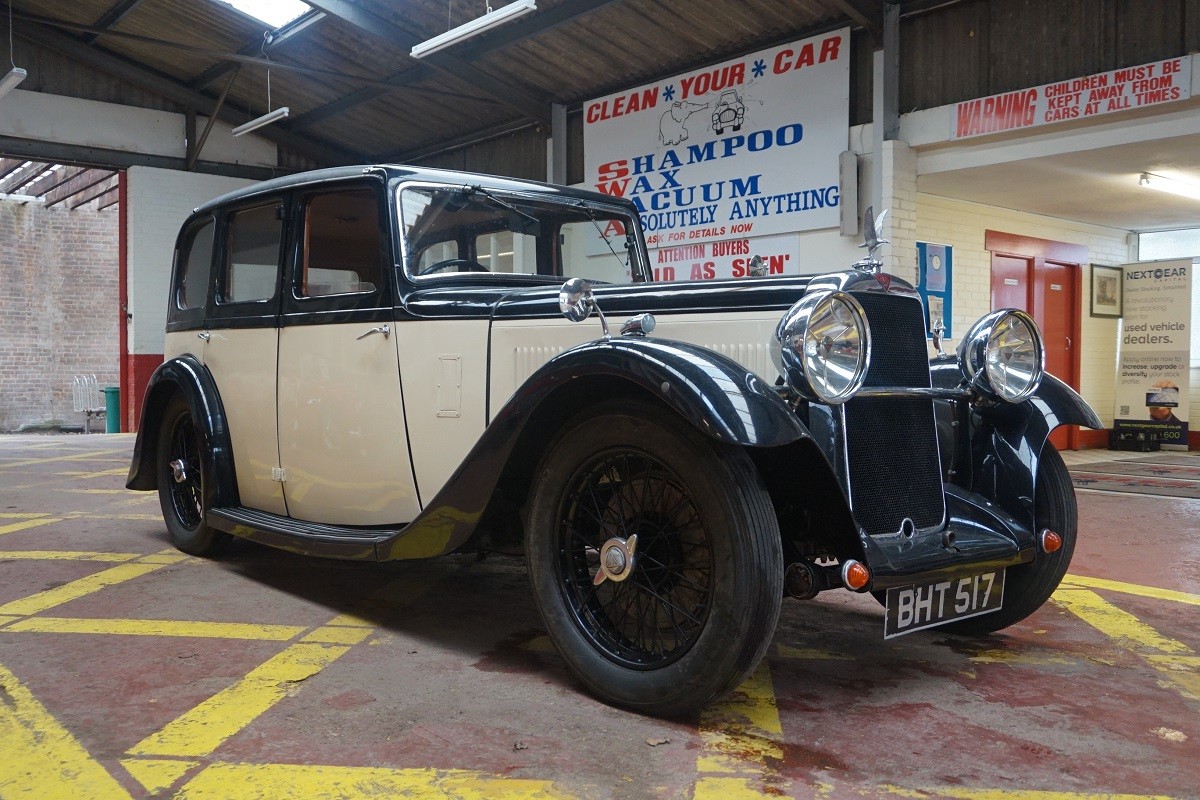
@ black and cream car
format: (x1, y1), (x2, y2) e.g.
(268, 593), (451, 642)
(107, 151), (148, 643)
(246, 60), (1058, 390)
(128, 165), (1101, 716)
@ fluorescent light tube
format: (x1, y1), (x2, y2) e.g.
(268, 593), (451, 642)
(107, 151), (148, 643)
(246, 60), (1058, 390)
(411, 0), (536, 59)
(1139, 171), (1200, 202)
(0, 67), (27, 100)
(232, 106), (290, 137)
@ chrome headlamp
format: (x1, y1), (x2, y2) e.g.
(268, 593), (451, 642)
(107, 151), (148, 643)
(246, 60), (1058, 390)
(773, 291), (871, 404)
(958, 309), (1044, 402)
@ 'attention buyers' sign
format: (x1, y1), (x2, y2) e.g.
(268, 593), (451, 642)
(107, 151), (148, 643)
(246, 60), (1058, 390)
(953, 56), (1192, 139)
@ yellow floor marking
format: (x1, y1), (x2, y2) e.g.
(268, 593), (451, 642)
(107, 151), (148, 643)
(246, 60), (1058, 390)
(0, 512), (50, 519)
(0, 517), (63, 536)
(967, 649), (1078, 666)
(1054, 588), (1198, 702)
(120, 758), (198, 794)
(175, 763), (573, 800)
(0, 560), (165, 616)
(0, 615), (18, 628)
(0, 550), (140, 562)
(1062, 574), (1200, 607)
(0, 448), (130, 470)
(65, 488), (140, 494)
(892, 790), (1174, 800)
(0, 660), (133, 799)
(694, 662), (786, 799)
(56, 467), (128, 479)
(130, 576), (433, 760)
(4, 617), (307, 641)
(128, 641), (359, 758)
(776, 644), (855, 660)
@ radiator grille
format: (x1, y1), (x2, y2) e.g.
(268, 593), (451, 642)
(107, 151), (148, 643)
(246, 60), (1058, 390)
(844, 292), (945, 536)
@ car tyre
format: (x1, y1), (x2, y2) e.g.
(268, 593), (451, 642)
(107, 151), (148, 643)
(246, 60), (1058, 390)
(939, 444), (1076, 635)
(157, 395), (230, 557)
(525, 401), (783, 717)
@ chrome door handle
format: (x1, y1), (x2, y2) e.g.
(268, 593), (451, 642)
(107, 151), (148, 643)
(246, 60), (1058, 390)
(356, 324), (391, 341)
(197, 332), (211, 341)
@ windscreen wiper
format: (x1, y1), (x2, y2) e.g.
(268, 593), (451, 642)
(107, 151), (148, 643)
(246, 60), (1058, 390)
(462, 185), (541, 230)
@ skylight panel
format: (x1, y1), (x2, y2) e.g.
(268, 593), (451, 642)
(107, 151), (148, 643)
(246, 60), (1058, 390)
(214, 0), (311, 29)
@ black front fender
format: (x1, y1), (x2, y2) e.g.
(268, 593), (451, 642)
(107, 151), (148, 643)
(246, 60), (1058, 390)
(971, 373), (1101, 531)
(377, 337), (811, 561)
(125, 356), (239, 510)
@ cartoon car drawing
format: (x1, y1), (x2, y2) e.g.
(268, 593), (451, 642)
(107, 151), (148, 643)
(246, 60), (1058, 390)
(712, 89), (745, 134)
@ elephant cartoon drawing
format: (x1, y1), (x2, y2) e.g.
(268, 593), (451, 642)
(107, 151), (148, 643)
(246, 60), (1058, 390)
(659, 100), (710, 146)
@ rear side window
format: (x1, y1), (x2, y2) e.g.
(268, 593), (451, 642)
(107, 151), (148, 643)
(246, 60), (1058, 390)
(177, 219), (215, 310)
(223, 203), (282, 303)
(299, 188), (382, 297)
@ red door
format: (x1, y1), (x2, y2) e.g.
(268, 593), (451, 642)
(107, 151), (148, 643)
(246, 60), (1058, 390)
(989, 254), (1080, 450)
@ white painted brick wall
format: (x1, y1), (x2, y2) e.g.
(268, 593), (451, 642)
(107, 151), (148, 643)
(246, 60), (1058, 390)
(126, 167), (254, 355)
(918, 194), (1132, 425)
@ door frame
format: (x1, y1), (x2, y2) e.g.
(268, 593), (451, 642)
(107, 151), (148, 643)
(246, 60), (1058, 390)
(985, 231), (1086, 450)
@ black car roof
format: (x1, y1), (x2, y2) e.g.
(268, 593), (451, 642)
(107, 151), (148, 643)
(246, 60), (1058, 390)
(194, 165), (635, 214)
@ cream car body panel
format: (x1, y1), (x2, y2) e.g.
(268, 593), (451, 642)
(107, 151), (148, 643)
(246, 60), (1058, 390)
(277, 322), (420, 525)
(395, 319), (489, 504)
(203, 328), (286, 515)
(163, 330), (202, 363)
(487, 310), (782, 418)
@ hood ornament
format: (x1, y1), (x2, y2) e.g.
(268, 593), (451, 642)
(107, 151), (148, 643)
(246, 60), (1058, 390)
(852, 206), (889, 274)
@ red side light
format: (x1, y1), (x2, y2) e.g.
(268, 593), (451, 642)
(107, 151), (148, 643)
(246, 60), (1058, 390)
(1041, 529), (1063, 554)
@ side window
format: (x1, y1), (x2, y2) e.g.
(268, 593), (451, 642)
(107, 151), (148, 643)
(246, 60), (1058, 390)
(299, 188), (382, 297)
(177, 219), (215, 310)
(223, 203), (282, 303)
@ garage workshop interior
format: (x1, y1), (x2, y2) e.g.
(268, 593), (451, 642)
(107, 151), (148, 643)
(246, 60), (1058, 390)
(0, 1), (1197, 798)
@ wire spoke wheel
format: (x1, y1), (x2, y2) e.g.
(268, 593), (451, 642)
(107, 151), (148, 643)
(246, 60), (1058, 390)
(167, 413), (204, 530)
(558, 449), (714, 669)
(526, 402), (783, 716)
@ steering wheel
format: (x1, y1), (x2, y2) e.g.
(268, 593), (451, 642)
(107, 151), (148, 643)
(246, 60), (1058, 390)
(419, 258), (489, 276)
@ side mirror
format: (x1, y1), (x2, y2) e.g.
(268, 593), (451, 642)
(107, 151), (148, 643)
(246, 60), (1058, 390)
(558, 277), (594, 322)
(559, 278), (611, 339)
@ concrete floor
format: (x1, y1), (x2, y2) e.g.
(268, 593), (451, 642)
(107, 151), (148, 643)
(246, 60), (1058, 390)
(0, 433), (1196, 799)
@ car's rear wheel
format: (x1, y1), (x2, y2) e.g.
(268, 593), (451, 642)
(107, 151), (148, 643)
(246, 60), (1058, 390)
(525, 402), (783, 717)
(157, 395), (230, 557)
(939, 444), (1076, 635)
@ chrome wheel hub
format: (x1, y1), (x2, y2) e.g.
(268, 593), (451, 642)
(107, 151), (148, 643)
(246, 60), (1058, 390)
(170, 459), (188, 484)
(594, 534), (638, 585)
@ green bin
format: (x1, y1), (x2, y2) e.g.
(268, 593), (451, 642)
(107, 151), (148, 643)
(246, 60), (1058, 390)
(102, 386), (121, 433)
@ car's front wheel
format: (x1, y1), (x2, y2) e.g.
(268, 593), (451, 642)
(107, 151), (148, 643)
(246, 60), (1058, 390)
(525, 402), (783, 717)
(940, 444), (1076, 635)
(156, 395), (230, 557)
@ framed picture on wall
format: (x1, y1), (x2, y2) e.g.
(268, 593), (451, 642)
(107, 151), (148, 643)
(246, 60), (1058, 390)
(1090, 264), (1123, 318)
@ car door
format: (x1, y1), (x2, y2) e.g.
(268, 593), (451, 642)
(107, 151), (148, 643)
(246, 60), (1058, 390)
(205, 199), (287, 516)
(276, 181), (420, 526)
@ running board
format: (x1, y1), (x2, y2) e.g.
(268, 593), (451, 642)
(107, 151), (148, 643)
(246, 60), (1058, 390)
(207, 507), (402, 561)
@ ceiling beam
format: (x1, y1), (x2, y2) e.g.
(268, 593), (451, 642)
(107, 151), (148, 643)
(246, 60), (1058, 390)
(24, 165), (87, 197)
(290, 0), (619, 131)
(190, 8), (326, 91)
(8, 18), (364, 166)
(0, 136), (283, 181)
(819, 0), (884, 41)
(304, 0), (551, 124)
(82, 0), (146, 45)
(71, 177), (120, 209)
(46, 169), (117, 208)
(0, 157), (28, 181)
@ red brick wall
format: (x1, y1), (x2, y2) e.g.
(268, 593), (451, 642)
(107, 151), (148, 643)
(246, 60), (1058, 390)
(0, 202), (119, 431)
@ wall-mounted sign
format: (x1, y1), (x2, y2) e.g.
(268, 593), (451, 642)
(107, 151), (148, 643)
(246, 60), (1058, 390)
(583, 28), (850, 272)
(1113, 260), (1191, 447)
(953, 56), (1192, 140)
(916, 242), (952, 338)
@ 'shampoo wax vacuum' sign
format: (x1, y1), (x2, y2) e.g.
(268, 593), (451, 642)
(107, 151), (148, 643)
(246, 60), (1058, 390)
(583, 28), (850, 276)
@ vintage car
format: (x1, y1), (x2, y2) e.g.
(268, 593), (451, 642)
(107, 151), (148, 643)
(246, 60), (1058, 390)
(711, 89), (746, 134)
(127, 165), (1101, 716)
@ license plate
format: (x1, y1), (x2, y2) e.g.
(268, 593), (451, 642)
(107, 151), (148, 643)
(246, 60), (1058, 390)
(884, 569), (1005, 639)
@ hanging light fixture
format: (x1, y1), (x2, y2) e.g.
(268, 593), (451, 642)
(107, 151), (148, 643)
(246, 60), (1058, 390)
(1138, 172), (1200, 202)
(411, 0), (537, 59)
(1, 1), (27, 100)
(233, 32), (289, 137)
